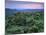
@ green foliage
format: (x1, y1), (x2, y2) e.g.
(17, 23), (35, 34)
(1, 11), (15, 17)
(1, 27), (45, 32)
(5, 12), (44, 34)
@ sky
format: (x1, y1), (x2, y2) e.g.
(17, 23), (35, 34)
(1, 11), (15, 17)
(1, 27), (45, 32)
(6, 0), (44, 2)
(5, 0), (44, 9)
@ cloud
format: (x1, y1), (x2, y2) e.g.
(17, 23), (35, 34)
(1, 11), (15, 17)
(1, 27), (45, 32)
(15, 3), (43, 9)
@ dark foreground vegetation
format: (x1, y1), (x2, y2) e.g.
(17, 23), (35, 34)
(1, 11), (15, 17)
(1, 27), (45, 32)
(5, 12), (44, 34)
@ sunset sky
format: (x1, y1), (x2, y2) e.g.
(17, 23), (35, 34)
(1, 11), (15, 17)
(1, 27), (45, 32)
(5, 0), (44, 9)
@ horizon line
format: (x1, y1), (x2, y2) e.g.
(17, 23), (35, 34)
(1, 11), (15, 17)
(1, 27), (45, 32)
(5, 8), (44, 9)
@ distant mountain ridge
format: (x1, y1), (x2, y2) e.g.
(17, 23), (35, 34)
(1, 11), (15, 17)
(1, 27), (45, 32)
(5, 8), (44, 16)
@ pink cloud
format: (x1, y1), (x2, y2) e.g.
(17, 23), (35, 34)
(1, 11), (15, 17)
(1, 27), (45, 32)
(15, 3), (43, 9)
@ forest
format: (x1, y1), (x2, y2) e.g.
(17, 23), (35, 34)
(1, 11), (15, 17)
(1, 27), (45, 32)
(5, 11), (44, 34)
